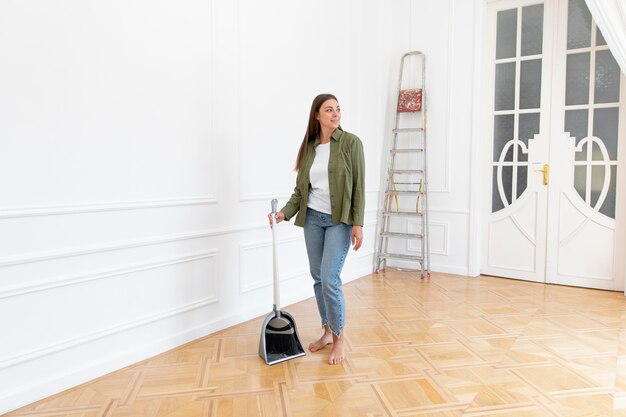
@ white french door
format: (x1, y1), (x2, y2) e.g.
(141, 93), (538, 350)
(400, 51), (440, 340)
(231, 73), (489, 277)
(481, 0), (626, 290)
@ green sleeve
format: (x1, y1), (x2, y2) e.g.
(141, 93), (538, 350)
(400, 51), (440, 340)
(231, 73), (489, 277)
(351, 138), (365, 226)
(280, 185), (301, 221)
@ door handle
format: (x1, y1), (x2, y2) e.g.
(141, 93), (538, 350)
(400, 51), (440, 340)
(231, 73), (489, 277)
(535, 163), (549, 185)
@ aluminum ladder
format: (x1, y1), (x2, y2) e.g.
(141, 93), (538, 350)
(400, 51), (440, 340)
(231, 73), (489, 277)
(375, 51), (430, 278)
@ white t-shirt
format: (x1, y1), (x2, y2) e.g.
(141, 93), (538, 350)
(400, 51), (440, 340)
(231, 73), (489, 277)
(307, 142), (332, 214)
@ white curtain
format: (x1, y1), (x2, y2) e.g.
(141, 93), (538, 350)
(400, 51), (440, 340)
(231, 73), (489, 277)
(584, 0), (626, 297)
(584, 0), (626, 73)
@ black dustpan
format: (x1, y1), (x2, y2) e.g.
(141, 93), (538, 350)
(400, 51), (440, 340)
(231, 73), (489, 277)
(258, 199), (306, 365)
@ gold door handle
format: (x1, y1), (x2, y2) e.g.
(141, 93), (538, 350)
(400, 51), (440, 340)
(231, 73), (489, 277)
(535, 163), (549, 185)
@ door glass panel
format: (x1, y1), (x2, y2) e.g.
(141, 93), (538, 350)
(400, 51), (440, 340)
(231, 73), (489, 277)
(575, 142), (587, 161)
(518, 113), (539, 163)
(492, 167), (505, 212)
(593, 107), (619, 160)
(594, 50), (621, 104)
(521, 4), (544, 56)
(566, 53), (590, 105)
(519, 113), (539, 142)
(504, 146), (514, 162)
(520, 59), (542, 109)
(592, 141), (605, 161)
(564, 109), (588, 146)
(567, 0), (592, 49)
(590, 165), (605, 208)
(564, 0), (621, 220)
(596, 28), (607, 46)
(495, 62), (516, 110)
(574, 165), (587, 201)
(600, 166), (617, 218)
(502, 166), (513, 205)
(491, 6), (541, 214)
(517, 165), (528, 198)
(493, 115), (515, 161)
(497, 9), (517, 59)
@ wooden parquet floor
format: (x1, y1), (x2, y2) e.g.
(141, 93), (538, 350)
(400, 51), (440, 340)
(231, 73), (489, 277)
(7, 271), (626, 417)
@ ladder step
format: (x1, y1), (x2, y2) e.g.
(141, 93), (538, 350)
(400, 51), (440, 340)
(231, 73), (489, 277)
(392, 128), (424, 134)
(389, 181), (424, 185)
(381, 232), (423, 240)
(385, 190), (425, 196)
(390, 148), (424, 154)
(378, 252), (424, 261)
(390, 169), (424, 175)
(382, 210), (423, 218)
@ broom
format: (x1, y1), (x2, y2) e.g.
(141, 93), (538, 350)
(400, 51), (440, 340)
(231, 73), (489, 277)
(258, 199), (305, 365)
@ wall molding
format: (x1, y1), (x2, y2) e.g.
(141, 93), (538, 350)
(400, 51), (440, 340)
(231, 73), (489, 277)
(240, 268), (310, 294)
(427, 0), (454, 194)
(430, 263), (469, 276)
(429, 208), (471, 215)
(0, 206), (428, 270)
(407, 220), (450, 256)
(370, 206), (470, 215)
(208, 0), (217, 207)
(380, 260), (468, 276)
(0, 196), (217, 219)
(238, 236), (307, 294)
(241, 189), (380, 203)
(440, 0), (455, 194)
(239, 192), (292, 202)
(0, 278), (219, 370)
(409, 0), (454, 194)
(429, 221), (450, 256)
(0, 250), (218, 300)
(0, 224), (264, 268)
(239, 216), (378, 294)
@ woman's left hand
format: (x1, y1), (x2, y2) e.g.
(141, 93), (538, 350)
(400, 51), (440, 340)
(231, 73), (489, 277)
(351, 225), (363, 251)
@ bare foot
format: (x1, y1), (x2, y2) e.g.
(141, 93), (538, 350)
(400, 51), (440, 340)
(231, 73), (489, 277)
(328, 332), (345, 365)
(308, 329), (333, 352)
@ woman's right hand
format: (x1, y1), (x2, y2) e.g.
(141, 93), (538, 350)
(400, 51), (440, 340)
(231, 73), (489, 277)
(267, 211), (285, 228)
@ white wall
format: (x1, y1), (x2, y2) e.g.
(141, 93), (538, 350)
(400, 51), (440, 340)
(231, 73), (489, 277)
(0, 0), (479, 413)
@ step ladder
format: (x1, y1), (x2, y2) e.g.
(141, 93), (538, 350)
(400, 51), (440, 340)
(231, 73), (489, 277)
(375, 51), (430, 279)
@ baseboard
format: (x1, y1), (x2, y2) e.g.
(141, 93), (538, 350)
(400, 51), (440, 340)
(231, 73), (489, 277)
(378, 259), (470, 277)
(430, 263), (470, 276)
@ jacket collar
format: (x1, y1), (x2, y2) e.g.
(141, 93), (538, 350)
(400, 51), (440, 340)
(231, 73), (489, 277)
(314, 128), (343, 146)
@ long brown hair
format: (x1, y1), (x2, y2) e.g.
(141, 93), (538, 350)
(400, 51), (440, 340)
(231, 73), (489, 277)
(294, 93), (340, 171)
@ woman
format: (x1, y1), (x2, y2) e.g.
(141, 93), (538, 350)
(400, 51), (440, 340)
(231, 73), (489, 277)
(268, 93), (365, 365)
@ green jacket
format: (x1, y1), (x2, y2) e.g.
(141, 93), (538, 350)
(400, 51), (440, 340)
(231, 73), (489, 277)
(281, 128), (365, 227)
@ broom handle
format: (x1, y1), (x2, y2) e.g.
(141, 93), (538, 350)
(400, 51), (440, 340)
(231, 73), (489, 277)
(271, 199), (280, 311)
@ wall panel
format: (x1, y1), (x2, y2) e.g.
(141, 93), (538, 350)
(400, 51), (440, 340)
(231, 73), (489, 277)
(239, 236), (308, 294)
(0, 0), (482, 413)
(0, 1), (216, 207)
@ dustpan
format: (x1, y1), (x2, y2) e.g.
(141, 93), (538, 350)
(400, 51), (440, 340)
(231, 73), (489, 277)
(258, 199), (306, 365)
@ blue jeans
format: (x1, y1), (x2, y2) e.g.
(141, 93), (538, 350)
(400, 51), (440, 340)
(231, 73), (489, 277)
(303, 208), (352, 336)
